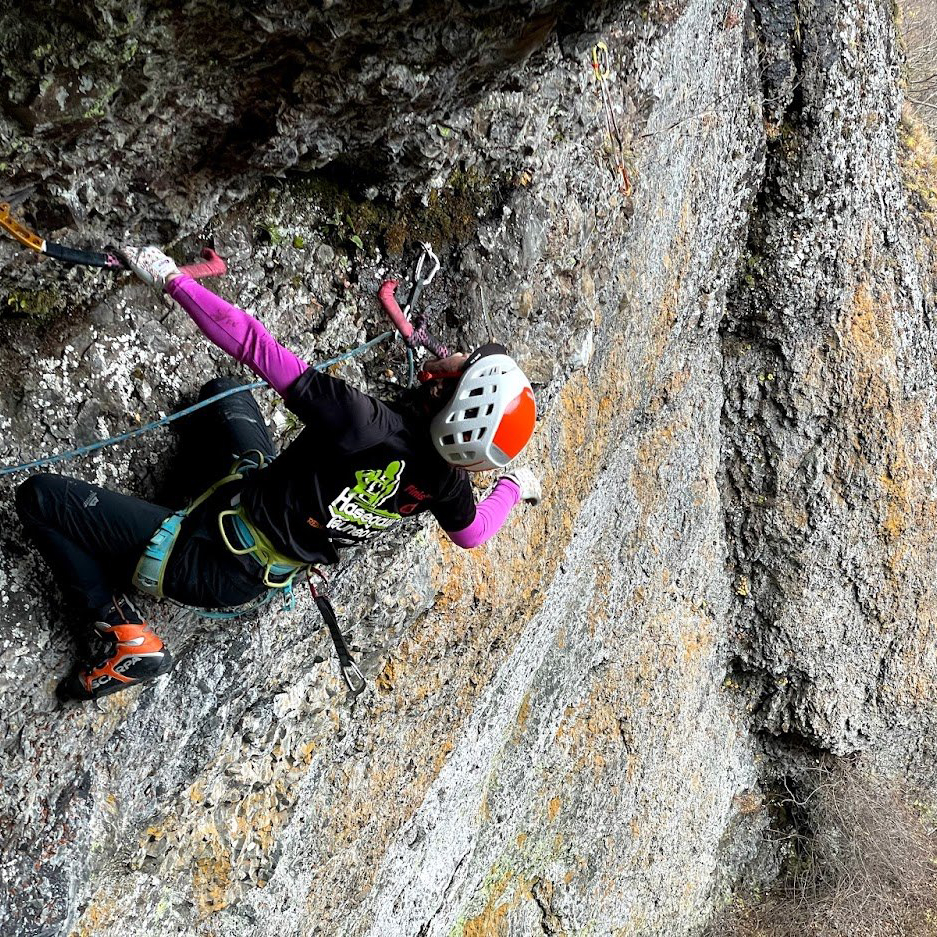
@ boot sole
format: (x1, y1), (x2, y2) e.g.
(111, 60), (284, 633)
(57, 650), (175, 703)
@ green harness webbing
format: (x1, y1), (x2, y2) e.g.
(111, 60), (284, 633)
(133, 451), (306, 612)
(218, 503), (305, 588)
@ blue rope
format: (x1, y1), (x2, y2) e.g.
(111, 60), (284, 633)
(0, 329), (396, 477)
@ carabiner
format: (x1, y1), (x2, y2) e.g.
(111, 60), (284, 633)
(307, 566), (330, 598)
(341, 659), (366, 697)
(414, 242), (440, 287)
(591, 42), (611, 81)
(404, 242), (440, 319)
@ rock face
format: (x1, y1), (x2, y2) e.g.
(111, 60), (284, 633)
(0, 1), (934, 936)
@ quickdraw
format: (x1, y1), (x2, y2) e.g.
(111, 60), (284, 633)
(403, 241), (440, 321)
(378, 242), (450, 369)
(0, 188), (227, 279)
(308, 569), (365, 697)
(591, 42), (634, 197)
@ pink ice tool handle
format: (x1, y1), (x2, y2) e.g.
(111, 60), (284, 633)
(378, 279), (415, 340)
(179, 247), (227, 280)
(378, 279), (450, 357)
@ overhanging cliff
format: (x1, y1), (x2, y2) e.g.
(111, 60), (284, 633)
(1, 1), (935, 935)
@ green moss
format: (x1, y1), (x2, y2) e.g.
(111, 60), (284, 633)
(259, 222), (286, 246)
(292, 235), (305, 249)
(292, 165), (505, 257)
(4, 285), (63, 320)
(82, 92), (113, 120)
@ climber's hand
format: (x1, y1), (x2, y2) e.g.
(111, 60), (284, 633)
(121, 246), (181, 290)
(502, 466), (541, 505)
(419, 353), (469, 382)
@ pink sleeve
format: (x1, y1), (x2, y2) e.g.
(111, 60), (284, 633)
(446, 478), (520, 548)
(165, 275), (308, 397)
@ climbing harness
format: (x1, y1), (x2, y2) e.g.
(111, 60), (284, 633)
(0, 188), (227, 279)
(133, 450), (366, 694)
(133, 450), (299, 606)
(590, 42), (634, 197)
(219, 499), (308, 590)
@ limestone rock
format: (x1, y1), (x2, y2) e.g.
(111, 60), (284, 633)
(0, 1), (935, 936)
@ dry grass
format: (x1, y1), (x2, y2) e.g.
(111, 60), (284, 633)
(899, 104), (937, 231)
(705, 761), (937, 937)
(900, 0), (937, 134)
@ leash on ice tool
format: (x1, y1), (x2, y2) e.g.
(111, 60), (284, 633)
(0, 188), (227, 279)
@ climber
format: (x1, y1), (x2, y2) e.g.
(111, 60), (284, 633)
(15, 246), (542, 703)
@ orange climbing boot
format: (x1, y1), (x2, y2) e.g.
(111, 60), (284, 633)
(57, 599), (173, 702)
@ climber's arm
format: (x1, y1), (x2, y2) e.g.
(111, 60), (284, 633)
(165, 275), (309, 397)
(121, 246), (309, 396)
(437, 468), (540, 549)
(444, 477), (521, 548)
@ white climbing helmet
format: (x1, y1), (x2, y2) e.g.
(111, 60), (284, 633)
(430, 344), (537, 472)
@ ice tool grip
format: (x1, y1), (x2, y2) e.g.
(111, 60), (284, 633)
(178, 247), (227, 280)
(378, 280), (416, 340)
(45, 242), (113, 267)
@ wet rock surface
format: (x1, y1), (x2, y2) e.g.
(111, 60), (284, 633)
(0, 1), (935, 936)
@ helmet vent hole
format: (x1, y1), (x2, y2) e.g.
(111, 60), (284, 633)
(485, 404), (494, 416)
(477, 427), (487, 440)
(465, 407), (479, 419)
(442, 433), (456, 445)
(469, 387), (484, 397)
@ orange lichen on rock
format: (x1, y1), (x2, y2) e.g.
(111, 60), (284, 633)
(516, 693), (531, 730)
(461, 865), (538, 937)
(73, 899), (121, 937)
(547, 795), (562, 822)
(839, 281), (929, 571)
(192, 849), (233, 914)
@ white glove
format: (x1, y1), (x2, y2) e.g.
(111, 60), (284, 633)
(121, 245), (180, 289)
(502, 465), (542, 505)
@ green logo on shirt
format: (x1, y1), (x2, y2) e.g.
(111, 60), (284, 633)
(327, 460), (405, 537)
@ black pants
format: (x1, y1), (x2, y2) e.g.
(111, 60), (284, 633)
(15, 378), (276, 621)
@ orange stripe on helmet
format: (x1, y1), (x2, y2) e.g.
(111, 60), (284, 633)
(493, 386), (536, 460)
